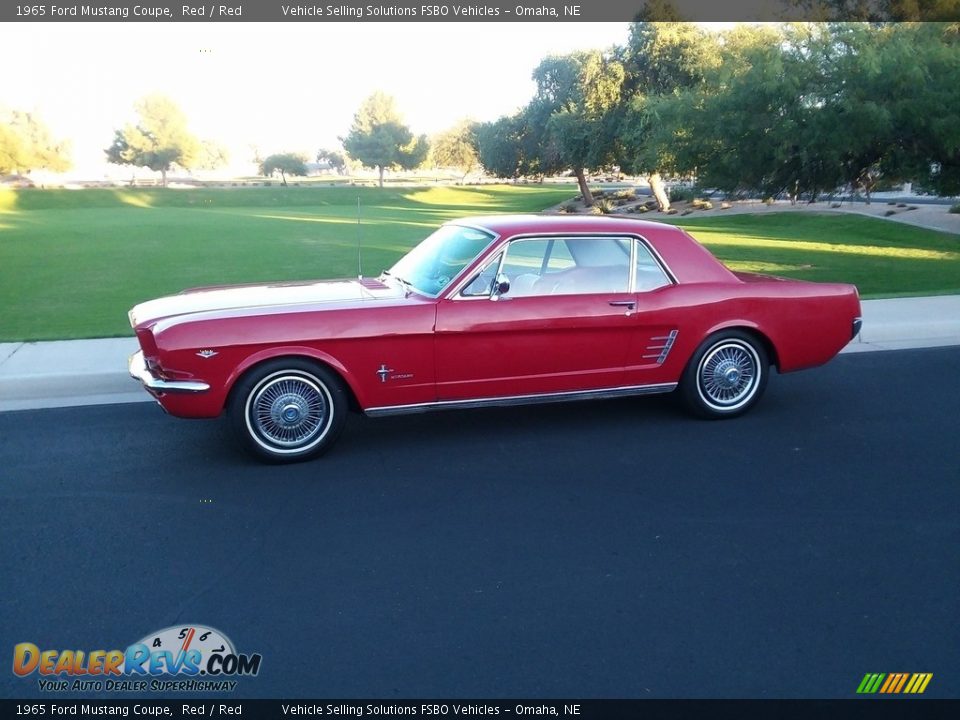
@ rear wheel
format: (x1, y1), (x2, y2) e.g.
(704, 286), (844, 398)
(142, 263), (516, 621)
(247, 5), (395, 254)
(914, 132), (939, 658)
(229, 359), (348, 463)
(680, 330), (769, 419)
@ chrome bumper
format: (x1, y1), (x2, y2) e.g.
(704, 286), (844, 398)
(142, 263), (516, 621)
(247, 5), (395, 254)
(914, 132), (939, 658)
(128, 350), (210, 394)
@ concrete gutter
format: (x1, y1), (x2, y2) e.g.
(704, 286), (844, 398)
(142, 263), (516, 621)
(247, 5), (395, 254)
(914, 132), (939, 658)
(1, 296), (959, 412)
(0, 338), (147, 411)
(843, 296), (960, 353)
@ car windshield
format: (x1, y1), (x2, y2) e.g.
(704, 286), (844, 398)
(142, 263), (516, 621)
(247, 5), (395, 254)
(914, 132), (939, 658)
(384, 224), (496, 296)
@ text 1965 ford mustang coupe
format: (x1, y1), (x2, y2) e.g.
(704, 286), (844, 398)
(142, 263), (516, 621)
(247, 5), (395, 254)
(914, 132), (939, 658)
(129, 214), (861, 462)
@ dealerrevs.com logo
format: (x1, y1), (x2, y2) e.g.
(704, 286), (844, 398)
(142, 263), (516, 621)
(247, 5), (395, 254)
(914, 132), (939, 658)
(13, 625), (261, 693)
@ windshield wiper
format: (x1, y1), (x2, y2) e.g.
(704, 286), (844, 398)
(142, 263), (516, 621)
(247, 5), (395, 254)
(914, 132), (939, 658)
(381, 270), (413, 294)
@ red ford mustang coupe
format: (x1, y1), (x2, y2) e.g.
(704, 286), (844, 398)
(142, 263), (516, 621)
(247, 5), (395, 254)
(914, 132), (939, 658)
(129, 214), (861, 462)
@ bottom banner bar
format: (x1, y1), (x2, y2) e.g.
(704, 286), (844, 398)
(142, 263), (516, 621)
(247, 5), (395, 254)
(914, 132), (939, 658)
(1, 699), (958, 720)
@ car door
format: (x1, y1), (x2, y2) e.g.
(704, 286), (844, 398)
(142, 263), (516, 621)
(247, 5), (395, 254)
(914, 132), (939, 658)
(434, 235), (640, 401)
(621, 237), (684, 387)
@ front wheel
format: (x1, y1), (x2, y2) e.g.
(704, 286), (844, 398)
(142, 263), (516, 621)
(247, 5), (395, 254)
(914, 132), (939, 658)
(228, 359), (348, 463)
(679, 331), (769, 419)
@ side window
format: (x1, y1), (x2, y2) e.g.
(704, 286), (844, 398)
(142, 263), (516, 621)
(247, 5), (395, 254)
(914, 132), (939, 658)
(500, 239), (552, 297)
(500, 237), (631, 297)
(552, 238), (630, 295)
(461, 253), (502, 297)
(634, 241), (671, 291)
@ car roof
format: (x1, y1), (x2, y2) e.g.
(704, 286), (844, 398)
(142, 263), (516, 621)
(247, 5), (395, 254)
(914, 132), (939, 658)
(447, 213), (682, 238)
(446, 213), (737, 285)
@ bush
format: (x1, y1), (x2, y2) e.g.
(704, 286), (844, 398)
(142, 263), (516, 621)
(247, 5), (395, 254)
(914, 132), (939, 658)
(593, 199), (614, 214)
(949, 204), (960, 214)
(669, 186), (695, 203)
(561, 202), (579, 213)
(762, 197), (775, 205)
(885, 209), (897, 216)
(613, 189), (636, 201)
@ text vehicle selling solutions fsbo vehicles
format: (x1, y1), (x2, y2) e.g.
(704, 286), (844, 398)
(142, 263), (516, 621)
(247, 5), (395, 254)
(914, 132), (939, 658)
(129, 215), (862, 462)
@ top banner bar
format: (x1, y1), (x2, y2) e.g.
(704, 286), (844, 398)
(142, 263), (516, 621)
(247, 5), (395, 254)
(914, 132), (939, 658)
(4, 0), (960, 22)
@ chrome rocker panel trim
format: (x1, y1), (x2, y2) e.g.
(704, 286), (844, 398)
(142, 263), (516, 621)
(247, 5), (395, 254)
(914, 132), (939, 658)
(128, 350), (211, 394)
(364, 382), (678, 417)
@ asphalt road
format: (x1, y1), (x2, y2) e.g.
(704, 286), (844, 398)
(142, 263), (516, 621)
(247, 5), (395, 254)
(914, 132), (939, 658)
(1, 347), (957, 700)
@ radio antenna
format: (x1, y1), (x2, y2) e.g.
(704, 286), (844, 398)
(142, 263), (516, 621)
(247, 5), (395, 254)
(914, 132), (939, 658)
(356, 195), (363, 279)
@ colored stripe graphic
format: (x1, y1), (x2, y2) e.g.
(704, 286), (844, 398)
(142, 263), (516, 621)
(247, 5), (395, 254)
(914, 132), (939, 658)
(857, 673), (932, 694)
(857, 673), (885, 694)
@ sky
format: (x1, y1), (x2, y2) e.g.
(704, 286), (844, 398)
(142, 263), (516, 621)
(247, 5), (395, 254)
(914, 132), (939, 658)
(3, 22), (635, 177)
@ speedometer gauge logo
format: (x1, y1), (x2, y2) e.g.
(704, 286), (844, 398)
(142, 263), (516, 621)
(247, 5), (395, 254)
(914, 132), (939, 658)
(127, 625), (239, 675)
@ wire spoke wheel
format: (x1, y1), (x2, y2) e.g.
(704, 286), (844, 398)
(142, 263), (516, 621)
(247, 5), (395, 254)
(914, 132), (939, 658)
(242, 369), (336, 456)
(681, 331), (768, 419)
(699, 343), (758, 407)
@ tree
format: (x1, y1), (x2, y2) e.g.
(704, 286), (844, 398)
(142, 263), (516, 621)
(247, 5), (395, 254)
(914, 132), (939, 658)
(475, 115), (526, 179)
(475, 106), (557, 181)
(105, 95), (200, 186)
(429, 119), (479, 181)
(195, 140), (229, 171)
(260, 153), (308, 185)
(316, 148), (346, 174)
(341, 92), (429, 187)
(617, 21), (720, 210)
(0, 108), (71, 175)
(529, 50), (626, 205)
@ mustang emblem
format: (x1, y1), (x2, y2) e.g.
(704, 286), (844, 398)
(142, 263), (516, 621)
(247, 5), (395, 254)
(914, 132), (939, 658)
(377, 364), (393, 383)
(196, 349), (219, 359)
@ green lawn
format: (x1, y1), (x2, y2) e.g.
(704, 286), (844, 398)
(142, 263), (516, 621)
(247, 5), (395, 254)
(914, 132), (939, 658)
(0, 186), (957, 342)
(664, 212), (960, 299)
(0, 185), (573, 341)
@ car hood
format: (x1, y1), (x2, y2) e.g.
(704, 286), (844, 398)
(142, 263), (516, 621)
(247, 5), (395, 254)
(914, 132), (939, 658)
(129, 277), (407, 328)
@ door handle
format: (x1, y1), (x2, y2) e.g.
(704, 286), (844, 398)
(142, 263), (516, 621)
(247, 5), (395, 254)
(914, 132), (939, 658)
(608, 300), (636, 309)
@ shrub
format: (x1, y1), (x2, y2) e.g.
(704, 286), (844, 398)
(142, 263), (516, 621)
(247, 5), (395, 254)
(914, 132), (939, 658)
(594, 199), (614, 214)
(949, 204), (960, 214)
(669, 186), (695, 203)
(613, 189), (636, 201)
(561, 202), (579, 213)
(762, 197), (775, 205)
(721, 202), (732, 210)
(885, 209), (897, 216)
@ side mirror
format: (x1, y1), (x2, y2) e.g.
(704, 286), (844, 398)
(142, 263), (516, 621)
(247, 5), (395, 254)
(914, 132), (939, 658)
(491, 273), (510, 300)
